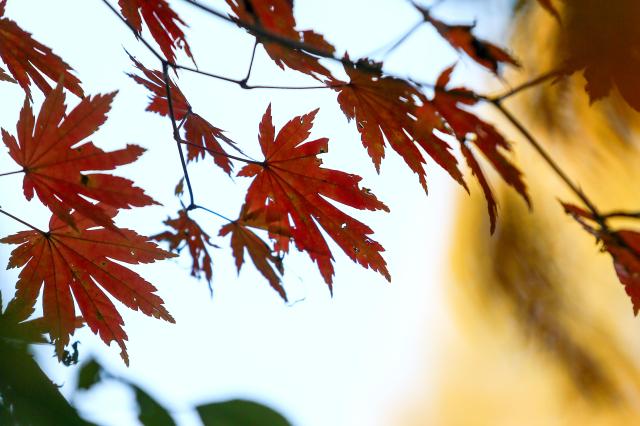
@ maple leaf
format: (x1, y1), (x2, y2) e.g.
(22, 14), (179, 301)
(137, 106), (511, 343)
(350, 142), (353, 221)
(433, 65), (530, 232)
(1, 82), (157, 230)
(561, 0), (640, 111)
(225, 0), (335, 80)
(183, 114), (236, 174)
(219, 209), (287, 301)
(152, 210), (216, 286)
(0, 290), (65, 345)
(563, 203), (640, 315)
(0, 207), (176, 365)
(418, 7), (520, 74)
(0, 65), (15, 83)
(0, 0), (83, 99)
(119, 0), (193, 63)
(128, 56), (238, 174)
(236, 104), (390, 290)
(127, 54), (190, 119)
(333, 57), (466, 193)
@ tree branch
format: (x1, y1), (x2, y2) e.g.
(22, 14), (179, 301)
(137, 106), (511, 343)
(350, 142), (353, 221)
(491, 100), (603, 220)
(162, 62), (196, 208)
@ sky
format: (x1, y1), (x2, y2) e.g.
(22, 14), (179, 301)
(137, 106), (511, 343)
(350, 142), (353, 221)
(0, 1), (513, 425)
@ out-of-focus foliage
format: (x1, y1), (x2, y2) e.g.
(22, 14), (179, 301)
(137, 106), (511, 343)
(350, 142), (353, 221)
(196, 399), (292, 426)
(0, 292), (89, 425)
(398, 0), (640, 424)
(0, 313), (291, 426)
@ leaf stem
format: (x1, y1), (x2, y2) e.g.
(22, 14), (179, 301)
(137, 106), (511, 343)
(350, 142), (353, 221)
(0, 170), (24, 177)
(191, 204), (233, 223)
(0, 208), (46, 235)
(178, 140), (263, 165)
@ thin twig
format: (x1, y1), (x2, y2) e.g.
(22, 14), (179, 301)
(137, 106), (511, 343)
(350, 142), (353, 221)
(245, 83), (344, 90)
(171, 63), (340, 90)
(162, 62), (196, 207)
(491, 69), (564, 102)
(601, 211), (640, 220)
(241, 40), (258, 86)
(0, 208), (46, 235)
(365, 20), (423, 58)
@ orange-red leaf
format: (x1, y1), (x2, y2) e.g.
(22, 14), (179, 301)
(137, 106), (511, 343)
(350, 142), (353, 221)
(237, 105), (390, 289)
(128, 57), (238, 174)
(562, 1), (640, 111)
(184, 114), (235, 174)
(333, 58), (466, 193)
(1, 82), (157, 230)
(225, 0), (335, 80)
(419, 8), (520, 74)
(0, 0), (83, 99)
(563, 203), (640, 315)
(0, 207), (176, 364)
(433, 65), (530, 232)
(127, 54), (189, 119)
(152, 210), (215, 285)
(219, 212), (286, 301)
(119, 0), (193, 63)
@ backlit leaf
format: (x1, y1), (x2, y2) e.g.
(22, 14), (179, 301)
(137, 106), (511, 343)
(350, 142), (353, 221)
(1, 82), (156, 230)
(0, 207), (176, 364)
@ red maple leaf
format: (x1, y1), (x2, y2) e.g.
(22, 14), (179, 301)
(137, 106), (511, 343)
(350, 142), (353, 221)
(418, 7), (520, 74)
(219, 208), (287, 300)
(333, 57), (467, 193)
(225, 0), (335, 80)
(433, 65), (530, 232)
(0, 0), (83, 99)
(152, 210), (216, 286)
(119, 0), (193, 63)
(0, 207), (176, 364)
(1, 82), (157, 230)
(236, 104), (390, 290)
(561, 0), (640, 111)
(563, 203), (640, 315)
(128, 56), (238, 174)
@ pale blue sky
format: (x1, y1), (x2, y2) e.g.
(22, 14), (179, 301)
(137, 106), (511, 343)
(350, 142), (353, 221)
(0, 1), (512, 425)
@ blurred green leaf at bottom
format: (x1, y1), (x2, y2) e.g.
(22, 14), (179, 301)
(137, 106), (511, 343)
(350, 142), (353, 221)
(196, 399), (291, 426)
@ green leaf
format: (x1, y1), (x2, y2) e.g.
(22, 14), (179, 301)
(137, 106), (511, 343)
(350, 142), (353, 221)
(132, 384), (176, 426)
(77, 359), (102, 391)
(196, 399), (291, 426)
